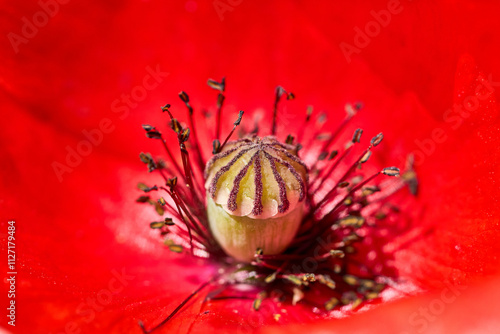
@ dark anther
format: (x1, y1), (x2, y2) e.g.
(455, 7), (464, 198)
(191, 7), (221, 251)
(139, 152), (152, 164)
(218, 111), (245, 153)
(352, 128), (363, 143)
(370, 133), (384, 147)
(207, 78), (225, 92)
(318, 151), (328, 161)
(212, 139), (221, 154)
(161, 104), (174, 119)
(136, 195), (150, 203)
(138, 183), (158, 193)
(179, 128), (190, 143)
(170, 119), (182, 134)
(150, 221), (165, 229)
(139, 152), (157, 172)
(145, 130), (162, 139)
(234, 110), (244, 126)
(178, 91), (189, 103)
(382, 167), (400, 176)
(360, 151), (372, 164)
(164, 218), (175, 226)
(208, 77), (227, 141)
(329, 150), (338, 160)
(167, 177), (178, 188)
(147, 160), (157, 173)
(275, 86), (285, 98)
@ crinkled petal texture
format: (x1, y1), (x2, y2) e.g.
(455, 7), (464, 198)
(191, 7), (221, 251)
(1, 1), (500, 333)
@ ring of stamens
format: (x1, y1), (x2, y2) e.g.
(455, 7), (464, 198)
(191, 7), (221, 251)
(136, 78), (415, 334)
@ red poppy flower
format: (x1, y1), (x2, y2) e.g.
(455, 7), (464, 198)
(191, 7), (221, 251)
(1, 1), (500, 334)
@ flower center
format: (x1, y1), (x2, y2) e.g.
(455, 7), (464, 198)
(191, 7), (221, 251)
(204, 135), (308, 261)
(136, 78), (416, 333)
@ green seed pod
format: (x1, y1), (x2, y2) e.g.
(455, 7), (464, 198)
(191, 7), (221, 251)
(205, 136), (307, 262)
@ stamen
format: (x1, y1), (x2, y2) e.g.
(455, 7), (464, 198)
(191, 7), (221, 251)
(142, 125), (186, 184)
(371, 132), (384, 146)
(312, 130), (385, 210)
(272, 86), (294, 136)
(139, 276), (217, 334)
(218, 110), (244, 153)
(311, 103), (362, 171)
(352, 128), (363, 143)
(161, 104), (174, 118)
(164, 187), (195, 254)
(252, 291), (267, 311)
(139, 79), (411, 329)
(382, 167), (400, 177)
(180, 143), (194, 189)
(207, 77), (226, 141)
(137, 183), (158, 193)
(212, 139), (221, 154)
(359, 150), (372, 164)
(321, 167), (399, 223)
(338, 216), (365, 228)
(149, 221), (165, 229)
(171, 123), (203, 202)
(309, 144), (353, 193)
(166, 113), (206, 202)
(178, 91), (206, 172)
(157, 177), (208, 242)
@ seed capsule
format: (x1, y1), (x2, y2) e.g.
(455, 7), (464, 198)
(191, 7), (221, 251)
(205, 135), (307, 262)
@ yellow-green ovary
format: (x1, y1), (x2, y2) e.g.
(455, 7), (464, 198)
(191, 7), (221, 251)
(204, 136), (307, 262)
(207, 196), (304, 262)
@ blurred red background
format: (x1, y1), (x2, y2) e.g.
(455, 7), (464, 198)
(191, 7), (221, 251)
(1, 1), (500, 333)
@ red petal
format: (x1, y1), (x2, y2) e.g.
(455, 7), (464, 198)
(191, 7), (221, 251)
(261, 275), (500, 334)
(393, 55), (500, 288)
(1, 1), (500, 333)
